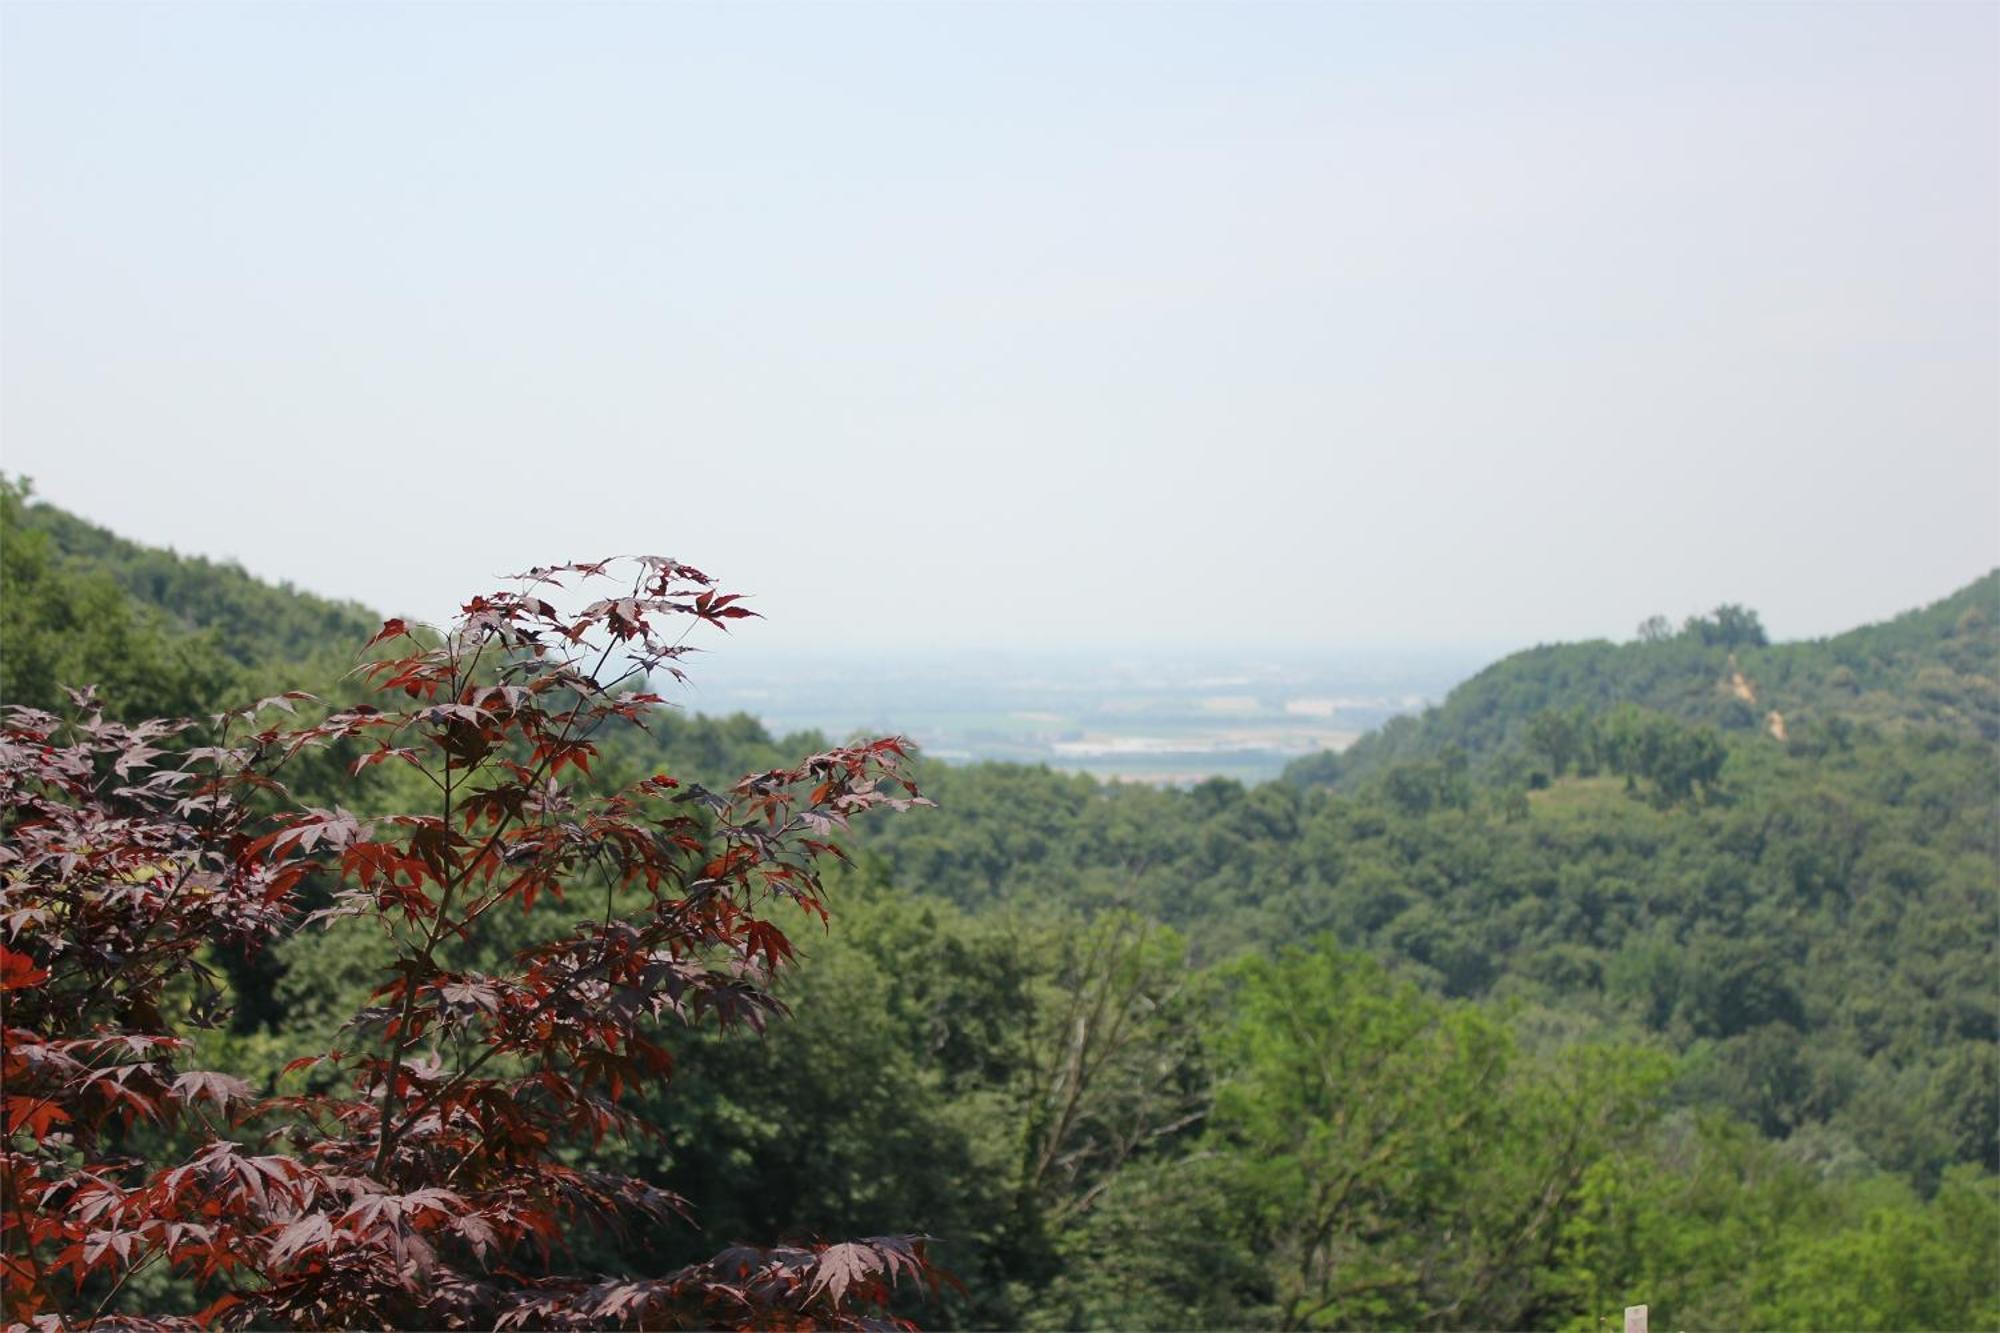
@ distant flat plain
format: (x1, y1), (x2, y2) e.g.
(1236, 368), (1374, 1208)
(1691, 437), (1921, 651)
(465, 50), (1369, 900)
(676, 648), (1485, 785)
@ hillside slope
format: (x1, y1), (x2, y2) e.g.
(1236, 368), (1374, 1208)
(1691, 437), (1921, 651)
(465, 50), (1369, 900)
(0, 483), (822, 783)
(1289, 575), (1999, 788)
(5, 479), (378, 670)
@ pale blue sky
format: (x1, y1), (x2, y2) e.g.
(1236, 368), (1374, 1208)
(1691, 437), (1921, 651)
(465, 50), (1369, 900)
(3, 2), (1994, 653)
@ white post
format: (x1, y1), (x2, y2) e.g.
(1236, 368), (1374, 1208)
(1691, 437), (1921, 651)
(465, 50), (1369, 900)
(1624, 1304), (1648, 1333)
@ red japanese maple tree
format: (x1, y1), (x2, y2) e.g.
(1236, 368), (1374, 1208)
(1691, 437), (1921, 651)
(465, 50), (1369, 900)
(1, 557), (939, 1329)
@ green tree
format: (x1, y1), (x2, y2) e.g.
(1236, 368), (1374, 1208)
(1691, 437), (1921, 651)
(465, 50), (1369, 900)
(1211, 944), (1665, 1329)
(1526, 708), (1581, 778)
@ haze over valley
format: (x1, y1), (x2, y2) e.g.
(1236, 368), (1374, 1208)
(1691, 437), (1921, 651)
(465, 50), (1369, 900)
(692, 648), (1478, 783)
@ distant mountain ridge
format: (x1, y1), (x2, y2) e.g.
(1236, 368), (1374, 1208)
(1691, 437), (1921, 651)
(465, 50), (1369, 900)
(1, 480), (378, 719)
(9, 483), (377, 667)
(1287, 572), (2000, 788)
(5, 480), (1994, 775)
(0, 483), (831, 788)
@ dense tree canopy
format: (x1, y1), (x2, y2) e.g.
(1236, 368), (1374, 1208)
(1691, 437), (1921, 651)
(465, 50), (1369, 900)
(3, 489), (1994, 1330)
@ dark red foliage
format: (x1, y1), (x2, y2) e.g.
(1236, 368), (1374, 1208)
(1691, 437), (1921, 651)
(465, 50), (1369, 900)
(0, 558), (939, 1330)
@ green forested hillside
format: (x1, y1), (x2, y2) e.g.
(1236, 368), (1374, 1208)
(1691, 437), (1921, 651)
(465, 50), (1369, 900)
(1288, 577), (1999, 790)
(7, 479), (377, 667)
(3, 492), (1995, 1330)
(0, 478), (375, 718)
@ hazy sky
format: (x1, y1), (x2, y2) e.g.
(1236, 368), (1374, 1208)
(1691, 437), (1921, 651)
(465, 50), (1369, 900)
(3, 2), (1995, 656)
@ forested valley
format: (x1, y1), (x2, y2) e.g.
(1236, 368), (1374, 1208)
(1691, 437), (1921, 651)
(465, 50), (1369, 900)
(4, 479), (1996, 1331)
